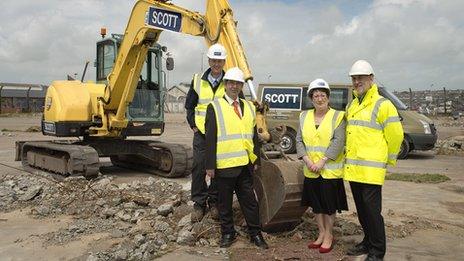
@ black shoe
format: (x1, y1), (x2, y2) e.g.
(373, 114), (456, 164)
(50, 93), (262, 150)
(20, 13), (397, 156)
(250, 233), (269, 249)
(364, 254), (383, 261)
(347, 242), (369, 256)
(220, 233), (237, 248)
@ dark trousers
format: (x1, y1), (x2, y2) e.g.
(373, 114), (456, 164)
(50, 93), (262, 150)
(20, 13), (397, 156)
(350, 181), (386, 258)
(215, 166), (261, 236)
(191, 131), (217, 207)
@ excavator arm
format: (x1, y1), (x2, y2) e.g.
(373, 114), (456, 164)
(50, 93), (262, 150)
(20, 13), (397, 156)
(92, 0), (269, 140)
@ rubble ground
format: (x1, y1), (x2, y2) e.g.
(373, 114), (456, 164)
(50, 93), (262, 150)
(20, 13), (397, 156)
(0, 113), (464, 260)
(1, 170), (448, 261)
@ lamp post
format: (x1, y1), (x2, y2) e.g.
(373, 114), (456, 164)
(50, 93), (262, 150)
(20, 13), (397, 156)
(201, 52), (204, 72)
(166, 52), (172, 88)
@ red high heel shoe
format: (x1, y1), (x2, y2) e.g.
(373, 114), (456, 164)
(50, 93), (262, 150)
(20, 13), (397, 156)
(319, 244), (333, 253)
(319, 239), (335, 253)
(307, 242), (322, 249)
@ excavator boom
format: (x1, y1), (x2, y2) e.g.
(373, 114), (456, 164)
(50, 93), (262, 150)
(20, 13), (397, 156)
(95, 0), (258, 137)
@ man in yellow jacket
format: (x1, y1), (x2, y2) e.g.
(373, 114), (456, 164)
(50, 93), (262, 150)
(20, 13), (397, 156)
(344, 60), (404, 261)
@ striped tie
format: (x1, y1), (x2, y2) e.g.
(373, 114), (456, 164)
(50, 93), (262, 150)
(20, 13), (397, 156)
(233, 101), (241, 119)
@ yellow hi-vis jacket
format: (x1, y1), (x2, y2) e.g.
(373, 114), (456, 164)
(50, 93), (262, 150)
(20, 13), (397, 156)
(193, 74), (225, 134)
(211, 98), (257, 169)
(344, 84), (404, 185)
(300, 108), (345, 179)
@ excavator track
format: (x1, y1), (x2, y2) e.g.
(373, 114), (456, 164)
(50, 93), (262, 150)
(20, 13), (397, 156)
(19, 141), (100, 180)
(108, 141), (192, 178)
(16, 140), (192, 179)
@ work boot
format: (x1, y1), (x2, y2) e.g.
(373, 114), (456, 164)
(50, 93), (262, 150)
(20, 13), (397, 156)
(347, 242), (369, 256)
(220, 233), (237, 248)
(191, 204), (205, 222)
(250, 233), (269, 249)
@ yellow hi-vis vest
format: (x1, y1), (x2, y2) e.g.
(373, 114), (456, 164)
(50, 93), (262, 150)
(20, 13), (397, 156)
(193, 74), (225, 134)
(344, 84), (404, 185)
(211, 98), (257, 169)
(300, 108), (345, 179)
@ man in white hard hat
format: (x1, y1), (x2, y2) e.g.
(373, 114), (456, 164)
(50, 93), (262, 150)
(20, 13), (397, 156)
(344, 60), (404, 261)
(184, 43), (228, 222)
(204, 67), (268, 249)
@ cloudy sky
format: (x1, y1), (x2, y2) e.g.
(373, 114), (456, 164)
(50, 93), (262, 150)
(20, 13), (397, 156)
(0, 0), (463, 91)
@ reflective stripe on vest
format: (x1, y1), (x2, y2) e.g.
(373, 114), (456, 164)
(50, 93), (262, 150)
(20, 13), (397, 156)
(300, 108), (345, 179)
(193, 74), (225, 134)
(347, 98), (386, 130)
(212, 98), (257, 169)
(344, 157), (388, 185)
(381, 116), (401, 129)
(388, 154), (397, 161)
(345, 159), (387, 169)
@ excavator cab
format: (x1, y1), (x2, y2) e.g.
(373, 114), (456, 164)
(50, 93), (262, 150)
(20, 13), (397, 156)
(95, 33), (172, 136)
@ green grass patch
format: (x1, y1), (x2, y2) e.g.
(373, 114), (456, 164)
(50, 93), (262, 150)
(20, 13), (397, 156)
(386, 173), (450, 184)
(1, 128), (21, 132)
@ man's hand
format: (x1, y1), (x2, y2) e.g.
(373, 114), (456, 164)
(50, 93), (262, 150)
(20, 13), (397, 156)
(206, 169), (215, 178)
(192, 127), (199, 133)
(253, 164), (259, 173)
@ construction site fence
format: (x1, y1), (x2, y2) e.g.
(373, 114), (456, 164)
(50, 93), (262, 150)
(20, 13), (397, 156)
(394, 87), (464, 116)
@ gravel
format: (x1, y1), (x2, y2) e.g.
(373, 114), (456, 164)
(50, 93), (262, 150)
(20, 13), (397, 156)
(0, 172), (223, 260)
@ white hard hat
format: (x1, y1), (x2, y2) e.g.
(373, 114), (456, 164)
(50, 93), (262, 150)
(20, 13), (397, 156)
(207, 43), (227, 59)
(349, 60), (375, 76)
(307, 78), (330, 95)
(223, 67), (245, 83)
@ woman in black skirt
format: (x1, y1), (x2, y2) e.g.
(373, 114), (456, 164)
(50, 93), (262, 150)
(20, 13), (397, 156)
(296, 78), (348, 254)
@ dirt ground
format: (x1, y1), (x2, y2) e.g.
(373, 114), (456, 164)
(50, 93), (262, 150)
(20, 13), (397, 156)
(0, 113), (463, 261)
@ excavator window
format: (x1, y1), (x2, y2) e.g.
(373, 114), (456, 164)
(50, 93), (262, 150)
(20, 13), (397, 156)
(138, 50), (160, 90)
(96, 40), (117, 82)
(129, 88), (161, 119)
(129, 49), (162, 120)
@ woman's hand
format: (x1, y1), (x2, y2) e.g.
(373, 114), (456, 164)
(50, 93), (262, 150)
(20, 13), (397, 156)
(310, 157), (328, 173)
(303, 156), (313, 170)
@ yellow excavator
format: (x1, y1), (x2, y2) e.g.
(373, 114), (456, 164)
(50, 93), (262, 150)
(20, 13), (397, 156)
(14, 0), (306, 230)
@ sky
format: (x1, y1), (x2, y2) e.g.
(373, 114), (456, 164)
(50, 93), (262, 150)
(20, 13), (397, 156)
(0, 0), (463, 92)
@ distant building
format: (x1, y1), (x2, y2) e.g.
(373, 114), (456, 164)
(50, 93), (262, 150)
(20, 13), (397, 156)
(165, 82), (190, 113)
(167, 82), (190, 100)
(0, 83), (48, 113)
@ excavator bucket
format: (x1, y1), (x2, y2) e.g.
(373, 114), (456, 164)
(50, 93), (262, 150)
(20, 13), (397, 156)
(253, 157), (307, 231)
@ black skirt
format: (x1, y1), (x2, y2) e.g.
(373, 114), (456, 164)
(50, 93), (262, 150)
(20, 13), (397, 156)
(301, 175), (348, 215)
